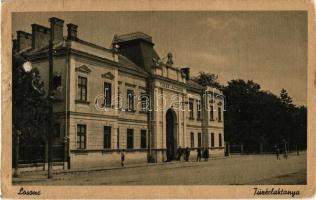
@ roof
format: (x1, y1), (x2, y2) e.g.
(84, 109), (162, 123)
(113, 32), (153, 44)
(117, 54), (148, 76)
(187, 79), (204, 90)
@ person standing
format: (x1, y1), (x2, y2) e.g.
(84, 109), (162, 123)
(185, 147), (190, 162)
(120, 150), (125, 167)
(196, 147), (201, 162)
(275, 145), (280, 160)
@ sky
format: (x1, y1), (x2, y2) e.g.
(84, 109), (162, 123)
(12, 11), (307, 106)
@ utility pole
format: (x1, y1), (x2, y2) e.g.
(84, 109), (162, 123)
(47, 37), (54, 179)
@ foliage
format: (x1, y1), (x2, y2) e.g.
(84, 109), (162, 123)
(223, 80), (307, 152)
(192, 72), (224, 90)
(12, 52), (48, 145)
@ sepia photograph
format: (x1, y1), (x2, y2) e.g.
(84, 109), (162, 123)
(2, 0), (316, 199)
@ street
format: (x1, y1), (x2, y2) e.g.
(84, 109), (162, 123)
(13, 152), (306, 185)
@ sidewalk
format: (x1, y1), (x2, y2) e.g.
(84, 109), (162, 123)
(13, 156), (228, 183)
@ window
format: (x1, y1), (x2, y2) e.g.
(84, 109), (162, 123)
(190, 132), (194, 148)
(197, 100), (201, 120)
(189, 99), (194, 119)
(104, 82), (112, 107)
(219, 133), (222, 147)
(211, 133), (214, 147)
(77, 124), (86, 149)
(78, 76), (87, 101)
(53, 74), (62, 90)
(218, 107), (222, 122)
(141, 129), (147, 148)
(104, 126), (111, 149)
(140, 93), (148, 112)
(117, 128), (120, 149)
(54, 123), (60, 137)
(127, 129), (134, 149)
(198, 132), (202, 147)
(127, 89), (134, 111)
(210, 105), (214, 121)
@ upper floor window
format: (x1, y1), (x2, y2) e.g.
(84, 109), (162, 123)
(140, 93), (149, 112)
(127, 89), (134, 111)
(78, 76), (87, 101)
(218, 107), (222, 122)
(210, 105), (214, 121)
(197, 100), (201, 120)
(189, 99), (194, 119)
(77, 124), (86, 149)
(104, 82), (112, 107)
(104, 126), (111, 149)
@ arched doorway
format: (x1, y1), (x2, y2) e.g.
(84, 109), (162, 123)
(166, 108), (177, 161)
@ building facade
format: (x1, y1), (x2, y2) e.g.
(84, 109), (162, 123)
(13, 17), (225, 169)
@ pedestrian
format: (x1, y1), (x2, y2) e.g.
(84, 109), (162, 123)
(205, 148), (209, 161)
(275, 145), (280, 160)
(185, 147), (190, 161)
(203, 148), (207, 161)
(196, 147), (201, 162)
(177, 146), (182, 161)
(120, 150), (125, 167)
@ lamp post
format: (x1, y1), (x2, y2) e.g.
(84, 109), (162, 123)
(47, 39), (54, 179)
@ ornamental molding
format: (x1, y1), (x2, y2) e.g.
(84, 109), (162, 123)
(101, 72), (115, 80)
(75, 65), (91, 74)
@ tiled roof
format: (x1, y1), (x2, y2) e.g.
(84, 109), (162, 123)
(117, 54), (148, 76)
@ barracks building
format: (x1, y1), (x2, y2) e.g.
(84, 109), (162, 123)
(13, 17), (225, 169)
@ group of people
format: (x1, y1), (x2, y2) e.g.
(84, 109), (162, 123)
(176, 146), (210, 162)
(275, 145), (288, 160)
(196, 147), (210, 162)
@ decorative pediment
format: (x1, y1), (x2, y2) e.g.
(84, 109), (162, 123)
(75, 65), (91, 74)
(101, 72), (115, 80)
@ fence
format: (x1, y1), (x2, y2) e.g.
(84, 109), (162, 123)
(14, 143), (64, 164)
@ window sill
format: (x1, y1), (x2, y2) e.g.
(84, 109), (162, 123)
(126, 109), (136, 113)
(75, 100), (90, 105)
(210, 119), (215, 121)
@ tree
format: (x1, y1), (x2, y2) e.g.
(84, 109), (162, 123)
(192, 72), (224, 90)
(12, 52), (48, 165)
(223, 79), (307, 153)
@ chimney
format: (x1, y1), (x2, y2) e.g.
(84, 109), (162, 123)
(49, 17), (64, 43)
(181, 67), (190, 80)
(16, 31), (32, 51)
(67, 23), (78, 40)
(31, 24), (50, 49)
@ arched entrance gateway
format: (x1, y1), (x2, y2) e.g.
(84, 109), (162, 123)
(166, 108), (178, 161)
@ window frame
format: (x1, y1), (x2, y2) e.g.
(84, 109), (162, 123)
(219, 133), (222, 147)
(198, 132), (202, 147)
(190, 132), (194, 148)
(77, 124), (86, 149)
(189, 99), (194, 120)
(103, 126), (111, 149)
(211, 133), (214, 147)
(104, 82), (112, 108)
(78, 76), (88, 101)
(140, 129), (147, 149)
(127, 128), (134, 149)
(127, 89), (135, 111)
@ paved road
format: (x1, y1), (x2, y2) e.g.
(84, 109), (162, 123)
(14, 152), (306, 185)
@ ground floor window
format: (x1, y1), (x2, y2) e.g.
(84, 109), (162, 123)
(198, 132), (202, 147)
(127, 129), (134, 149)
(190, 132), (194, 148)
(219, 133), (222, 147)
(117, 128), (120, 149)
(77, 124), (86, 149)
(104, 126), (111, 149)
(141, 129), (147, 148)
(211, 133), (214, 147)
